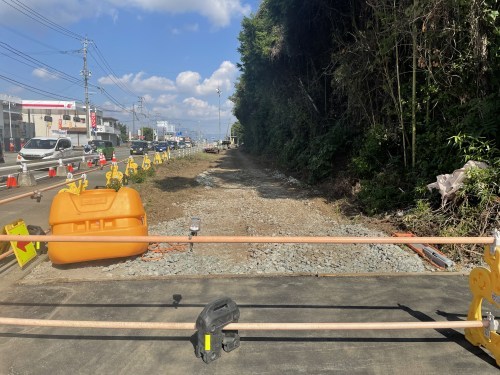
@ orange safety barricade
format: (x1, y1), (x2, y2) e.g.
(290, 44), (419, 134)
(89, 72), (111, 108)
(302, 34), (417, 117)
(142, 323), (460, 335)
(48, 187), (148, 264)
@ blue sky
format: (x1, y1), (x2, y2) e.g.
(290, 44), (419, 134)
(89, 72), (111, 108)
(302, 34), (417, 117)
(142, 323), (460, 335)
(0, 0), (261, 138)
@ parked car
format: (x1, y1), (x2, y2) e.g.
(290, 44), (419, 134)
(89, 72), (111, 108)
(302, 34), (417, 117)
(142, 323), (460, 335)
(167, 140), (178, 150)
(130, 140), (149, 155)
(16, 137), (75, 163)
(88, 140), (114, 160)
(178, 141), (186, 149)
(155, 141), (169, 152)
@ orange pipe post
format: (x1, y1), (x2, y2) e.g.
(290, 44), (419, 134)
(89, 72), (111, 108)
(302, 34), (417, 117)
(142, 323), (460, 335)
(0, 249), (13, 261)
(0, 317), (486, 331)
(0, 177), (86, 205)
(0, 234), (495, 245)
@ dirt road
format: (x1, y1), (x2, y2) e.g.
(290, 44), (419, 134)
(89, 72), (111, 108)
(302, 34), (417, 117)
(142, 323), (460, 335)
(20, 148), (433, 284)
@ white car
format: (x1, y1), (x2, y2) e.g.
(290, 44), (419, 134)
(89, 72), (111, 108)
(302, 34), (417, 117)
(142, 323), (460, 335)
(17, 137), (75, 163)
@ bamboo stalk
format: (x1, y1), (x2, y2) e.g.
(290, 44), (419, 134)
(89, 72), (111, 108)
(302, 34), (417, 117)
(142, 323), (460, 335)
(0, 235), (495, 244)
(0, 317), (486, 331)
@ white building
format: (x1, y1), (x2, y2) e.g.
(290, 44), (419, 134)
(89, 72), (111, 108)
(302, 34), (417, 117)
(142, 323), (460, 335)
(21, 100), (120, 146)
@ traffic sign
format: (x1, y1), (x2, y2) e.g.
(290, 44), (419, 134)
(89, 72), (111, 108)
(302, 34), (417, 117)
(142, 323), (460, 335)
(3, 219), (37, 267)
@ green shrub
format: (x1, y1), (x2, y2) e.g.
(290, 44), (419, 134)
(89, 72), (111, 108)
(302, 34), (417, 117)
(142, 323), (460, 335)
(128, 167), (156, 184)
(356, 170), (412, 215)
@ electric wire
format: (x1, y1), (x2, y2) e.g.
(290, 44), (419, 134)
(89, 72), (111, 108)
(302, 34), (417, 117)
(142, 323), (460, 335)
(89, 43), (138, 98)
(0, 42), (83, 85)
(2, 0), (139, 122)
(2, 0), (84, 41)
(0, 74), (79, 101)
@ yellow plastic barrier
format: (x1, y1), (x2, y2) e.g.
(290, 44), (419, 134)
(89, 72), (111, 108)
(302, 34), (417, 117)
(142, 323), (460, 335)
(142, 154), (152, 170)
(466, 230), (500, 366)
(59, 174), (88, 195)
(153, 152), (163, 165)
(125, 156), (138, 177)
(48, 187), (148, 264)
(161, 149), (170, 161)
(105, 163), (124, 185)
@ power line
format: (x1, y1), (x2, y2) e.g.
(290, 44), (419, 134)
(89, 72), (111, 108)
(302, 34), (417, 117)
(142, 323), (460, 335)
(0, 23), (78, 55)
(89, 43), (138, 98)
(2, 0), (136, 118)
(2, 0), (84, 40)
(87, 51), (136, 100)
(0, 41), (82, 85)
(0, 74), (79, 101)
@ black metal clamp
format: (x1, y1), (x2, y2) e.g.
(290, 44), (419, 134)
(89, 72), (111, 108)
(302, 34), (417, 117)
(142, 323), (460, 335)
(194, 297), (240, 363)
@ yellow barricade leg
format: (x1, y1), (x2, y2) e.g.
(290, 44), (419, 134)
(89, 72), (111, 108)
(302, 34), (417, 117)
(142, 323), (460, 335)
(465, 229), (500, 365)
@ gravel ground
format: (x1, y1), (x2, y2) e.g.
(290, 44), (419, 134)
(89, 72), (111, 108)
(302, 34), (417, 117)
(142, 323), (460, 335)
(23, 149), (432, 283)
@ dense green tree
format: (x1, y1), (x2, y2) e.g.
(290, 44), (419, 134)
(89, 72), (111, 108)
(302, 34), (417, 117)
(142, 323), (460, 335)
(117, 122), (128, 142)
(233, 0), (500, 213)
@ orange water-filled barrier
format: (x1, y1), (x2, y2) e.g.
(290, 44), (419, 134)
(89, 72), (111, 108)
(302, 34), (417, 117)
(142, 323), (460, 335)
(48, 187), (148, 264)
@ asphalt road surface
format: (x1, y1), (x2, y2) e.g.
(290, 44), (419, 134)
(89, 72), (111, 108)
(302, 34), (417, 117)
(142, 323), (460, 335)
(0, 268), (499, 374)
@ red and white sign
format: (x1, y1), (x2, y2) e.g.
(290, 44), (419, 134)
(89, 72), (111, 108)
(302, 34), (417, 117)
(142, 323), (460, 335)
(21, 100), (75, 109)
(91, 112), (96, 129)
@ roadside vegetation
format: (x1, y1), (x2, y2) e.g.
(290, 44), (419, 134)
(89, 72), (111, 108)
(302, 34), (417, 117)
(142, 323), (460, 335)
(231, 0), (500, 263)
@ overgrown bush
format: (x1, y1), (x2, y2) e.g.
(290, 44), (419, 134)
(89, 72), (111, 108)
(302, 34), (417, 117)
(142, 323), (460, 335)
(128, 167), (156, 184)
(402, 136), (500, 264)
(356, 169), (413, 215)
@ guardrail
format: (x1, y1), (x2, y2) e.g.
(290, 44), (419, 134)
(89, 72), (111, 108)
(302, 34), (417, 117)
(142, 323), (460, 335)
(0, 154), (100, 188)
(0, 154), (98, 173)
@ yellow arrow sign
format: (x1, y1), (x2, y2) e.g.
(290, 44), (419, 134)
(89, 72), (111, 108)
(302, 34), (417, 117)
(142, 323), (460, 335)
(4, 220), (37, 267)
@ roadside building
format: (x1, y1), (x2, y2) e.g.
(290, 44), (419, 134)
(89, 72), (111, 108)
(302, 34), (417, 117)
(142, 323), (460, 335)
(21, 100), (94, 147)
(20, 100), (122, 147)
(100, 117), (121, 146)
(1, 94), (35, 152)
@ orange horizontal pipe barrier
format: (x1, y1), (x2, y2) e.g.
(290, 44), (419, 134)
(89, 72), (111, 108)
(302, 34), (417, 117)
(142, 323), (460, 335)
(0, 177), (86, 205)
(0, 234), (495, 244)
(0, 317), (486, 331)
(0, 249), (13, 260)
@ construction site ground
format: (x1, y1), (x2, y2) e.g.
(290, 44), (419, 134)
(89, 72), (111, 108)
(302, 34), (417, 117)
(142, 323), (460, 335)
(0, 147), (498, 373)
(0, 271), (499, 374)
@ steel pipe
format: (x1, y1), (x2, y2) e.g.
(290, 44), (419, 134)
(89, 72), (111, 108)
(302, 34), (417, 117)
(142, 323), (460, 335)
(0, 234), (495, 244)
(0, 317), (486, 331)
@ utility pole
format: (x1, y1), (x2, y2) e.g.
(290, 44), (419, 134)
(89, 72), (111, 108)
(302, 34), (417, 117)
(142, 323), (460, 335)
(137, 96), (144, 140)
(81, 37), (92, 141)
(132, 103), (135, 140)
(216, 86), (221, 146)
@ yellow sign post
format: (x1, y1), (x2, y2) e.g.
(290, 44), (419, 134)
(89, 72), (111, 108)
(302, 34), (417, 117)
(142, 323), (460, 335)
(3, 220), (37, 267)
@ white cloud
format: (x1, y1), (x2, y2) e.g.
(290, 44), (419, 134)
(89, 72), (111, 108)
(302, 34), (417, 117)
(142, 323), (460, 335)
(0, 1), (252, 28)
(110, 0), (251, 27)
(156, 94), (178, 104)
(96, 61), (238, 133)
(32, 68), (59, 80)
(185, 23), (199, 32)
(176, 61), (237, 95)
(98, 62), (237, 97)
(98, 72), (176, 92)
(176, 71), (202, 92)
(170, 23), (199, 35)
